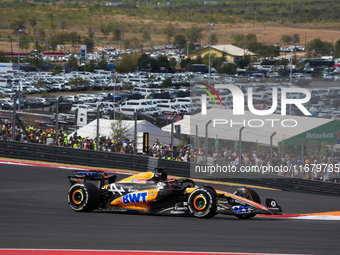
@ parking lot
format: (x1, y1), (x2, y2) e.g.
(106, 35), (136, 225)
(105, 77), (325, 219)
(0, 64), (339, 129)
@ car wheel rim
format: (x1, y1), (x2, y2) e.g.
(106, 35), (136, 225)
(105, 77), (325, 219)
(72, 189), (84, 205)
(193, 195), (207, 210)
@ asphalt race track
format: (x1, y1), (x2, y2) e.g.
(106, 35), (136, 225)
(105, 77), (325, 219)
(1, 163), (340, 254)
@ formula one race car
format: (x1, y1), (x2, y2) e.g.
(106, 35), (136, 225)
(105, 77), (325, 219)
(67, 168), (282, 219)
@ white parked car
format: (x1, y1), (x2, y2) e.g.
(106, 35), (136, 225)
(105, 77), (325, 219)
(71, 104), (97, 112)
(157, 103), (184, 115)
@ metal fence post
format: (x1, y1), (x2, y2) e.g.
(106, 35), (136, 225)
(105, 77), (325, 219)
(170, 113), (177, 159)
(134, 110), (140, 154)
(301, 138), (306, 178)
(270, 132), (276, 167)
(55, 96), (63, 146)
(12, 91), (20, 141)
(205, 120), (212, 164)
(239, 127), (245, 168)
(96, 103), (103, 151)
(195, 125), (198, 148)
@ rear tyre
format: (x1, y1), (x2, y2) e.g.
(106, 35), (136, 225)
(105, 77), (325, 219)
(188, 188), (217, 218)
(234, 187), (261, 219)
(68, 182), (100, 212)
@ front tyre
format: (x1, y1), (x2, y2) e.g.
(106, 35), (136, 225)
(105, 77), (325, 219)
(234, 187), (261, 219)
(68, 182), (100, 212)
(188, 188), (217, 218)
(234, 186), (261, 204)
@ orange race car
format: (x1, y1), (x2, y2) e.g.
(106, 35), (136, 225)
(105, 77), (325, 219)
(68, 168), (282, 219)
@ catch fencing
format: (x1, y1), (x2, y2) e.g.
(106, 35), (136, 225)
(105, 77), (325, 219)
(0, 140), (340, 196)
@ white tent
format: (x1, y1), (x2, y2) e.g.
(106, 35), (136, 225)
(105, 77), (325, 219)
(70, 119), (180, 146)
(161, 108), (333, 147)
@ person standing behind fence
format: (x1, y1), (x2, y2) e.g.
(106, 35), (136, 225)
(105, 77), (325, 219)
(235, 156), (240, 169)
(325, 157), (333, 182)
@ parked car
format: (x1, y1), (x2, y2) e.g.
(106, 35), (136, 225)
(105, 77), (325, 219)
(24, 99), (44, 108)
(0, 99), (13, 110)
(70, 104), (97, 112)
(120, 93), (144, 103)
(41, 95), (60, 105)
(157, 103), (184, 114)
(49, 101), (72, 113)
(34, 98), (50, 107)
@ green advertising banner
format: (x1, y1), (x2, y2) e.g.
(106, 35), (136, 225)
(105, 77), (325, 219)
(279, 120), (340, 146)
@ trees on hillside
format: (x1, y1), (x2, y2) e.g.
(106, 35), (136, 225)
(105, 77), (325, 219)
(334, 39), (340, 58)
(82, 36), (94, 53)
(100, 22), (113, 41)
(217, 62), (237, 75)
(281, 33), (300, 53)
(20, 34), (33, 53)
(114, 52), (175, 73)
(49, 32), (76, 52)
(163, 23), (176, 44)
(10, 19), (26, 34)
(306, 38), (333, 57)
(112, 24), (126, 51)
(173, 34), (187, 50)
(231, 33), (279, 58)
(281, 35), (293, 47)
(6, 6), (340, 69)
(141, 30), (151, 44)
(0, 51), (8, 62)
(210, 33), (219, 45)
(114, 53), (140, 73)
(186, 26), (203, 43)
(292, 34), (300, 45)
(33, 27), (47, 52)
(124, 37), (143, 50)
(60, 18), (68, 32)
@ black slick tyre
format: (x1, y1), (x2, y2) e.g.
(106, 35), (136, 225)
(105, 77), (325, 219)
(68, 182), (100, 212)
(234, 187), (261, 219)
(188, 188), (217, 218)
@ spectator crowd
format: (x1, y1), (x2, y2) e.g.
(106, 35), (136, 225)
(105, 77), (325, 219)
(1, 119), (339, 182)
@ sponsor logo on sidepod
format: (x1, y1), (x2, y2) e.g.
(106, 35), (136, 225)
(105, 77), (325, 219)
(122, 191), (148, 204)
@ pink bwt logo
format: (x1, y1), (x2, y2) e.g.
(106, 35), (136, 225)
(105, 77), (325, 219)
(201, 84), (312, 116)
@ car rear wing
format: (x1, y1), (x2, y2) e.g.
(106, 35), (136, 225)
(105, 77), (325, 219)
(68, 170), (116, 188)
